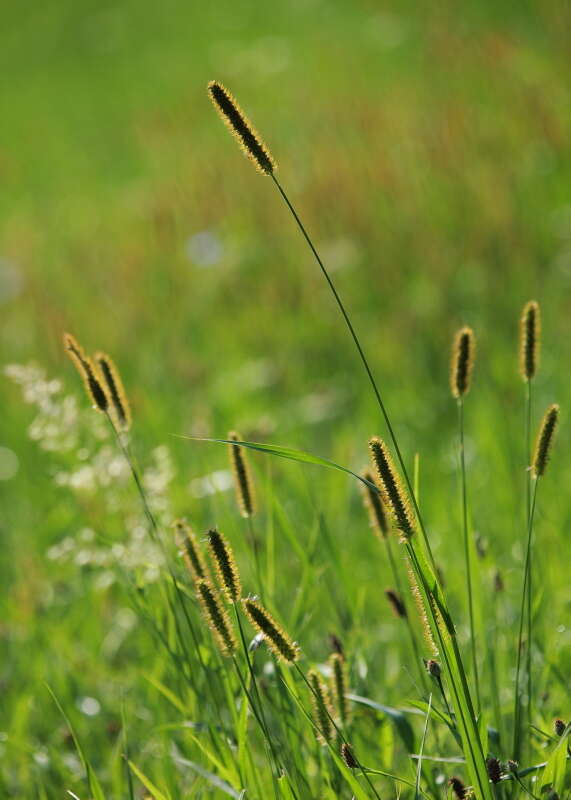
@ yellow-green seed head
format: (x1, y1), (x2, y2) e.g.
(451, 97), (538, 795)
(520, 300), (540, 381)
(450, 326), (475, 399)
(360, 468), (390, 538)
(64, 333), (109, 413)
(173, 519), (209, 581)
(329, 652), (350, 726)
(308, 669), (334, 745)
(206, 528), (242, 603)
(532, 403), (559, 478)
(228, 432), (256, 518)
(368, 437), (415, 539)
(94, 352), (131, 432)
(195, 578), (237, 656)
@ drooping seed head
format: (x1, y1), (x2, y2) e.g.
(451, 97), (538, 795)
(307, 669), (334, 745)
(228, 432), (256, 518)
(340, 742), (358, 769)
(385, 589), (407, 619)
(520, 300), (540, 381)
(242, 596), (300, 663)
(94, 352), (131, 432)
(360, 468), (390, 539)
(486, 757), (502, 784)
(206, 528), (242, 603)
(368, 437), (415, 539)
(449, 777), (468, 799)
(64, 333), (109, 413)
(174, 519), (209, 580)
(207, 81), (276, 175)
(532, 403), (559, 478)
(329, 652), (350, 725)
(195, 578), (237, 656)
(450, 326), (475, 400)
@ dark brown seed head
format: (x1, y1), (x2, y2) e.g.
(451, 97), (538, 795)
(174, 519), (209, 580)
(554, 718), (567, 737)
(242, 597), (300, 663)
(360, 468), (390, 538)
(307, 669), (334, 745)
(328, 633), (345, 659)
(228, 431), (256, 518)
(64, 333), (108, 413)
(206, 529), (241, 602)
(94, 352), (131, 431)
(486, 757), (502, 784)
(425, 659), (441, 678)
(341, 742), (358, 769)
(449, 777), (468, 799)
(208, 81), (276, 175)
(195, 578), (237, 656)
(368, 437), (415, 539)
(450, 326), (475, 400)
(520, 300), (540, 381)
(385, 589), (407, 619)
(532, 404), (559, 478)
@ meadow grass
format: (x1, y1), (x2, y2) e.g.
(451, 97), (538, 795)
(2, 1), (571, 797)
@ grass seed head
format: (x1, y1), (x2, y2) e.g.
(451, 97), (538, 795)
(532, 403), (559, 478)
(307, 669), (334, 745)
(449, 777), (469, 799)
(368, 437), (415, 539)
(360, 468), (390, 538)
(486, 757), (502, 784)
(195, 578), (237, 657)
(520, 300), (540, 381)
(94, 352), (131, 432)
(554, 718), (566, 737)
(385, 589), (407, 619)
(228, 431), (256, 518)
(208, 81), (276, 175)
(174, 519), (209, 580)
(242, 597), (300, 663)
(329, 652), (350, 725)
(64, 333), (109, 413)
(206, 528), (242, 602)
(340, 742), (357, 769)
(406, 559), (438, 656)
(450, 326), (475, 399)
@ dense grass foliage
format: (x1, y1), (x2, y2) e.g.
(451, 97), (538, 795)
(2, 1), (571, 797)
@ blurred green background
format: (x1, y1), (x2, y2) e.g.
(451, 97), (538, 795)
(2, 0), (571, 794)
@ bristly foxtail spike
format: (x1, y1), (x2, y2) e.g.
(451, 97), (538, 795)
(307, 669), (334, 745)
(242, 596), (300, 664)
(360, 467), (390, 538)
(63, 333), (109, 414)
(368, 437), (415, 539)
(206, 528), (242, 603)
(95, 352), (131, 432)
(329, 652), (350, 726)
(173, 519), (209, 581)
(195, 578), (237, 657)
(520, 300), (540, 382)
(450, 326), (475, 400)
(207, 81), (276, 175)
(228, 431), (256, 518)
(532, 403), (559, 478)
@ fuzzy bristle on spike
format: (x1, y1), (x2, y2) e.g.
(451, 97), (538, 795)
(360, 468), (390, 538)
(369, 437), (415, 539)
(450, 326), (475, 399)
(242, 597), (300, 663)
(174, 519), (208, 581)
(307, 669), (334, 745)
(207, 81), (276, 175)
(95, 352), (131, 431)
(195, 578), (237, 656)
(340, 742), (357, 769)
(228, 432), (256, 518)
(206, 529), (242, 603)
(520, 300), (540, 381)
(329, 652), (350, 725)
(406, 558), (438, 656)
(532, 403), (559, 478)
(64, 333), (108, 413)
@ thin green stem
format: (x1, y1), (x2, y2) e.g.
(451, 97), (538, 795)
(458, 399), (480, 713)
(525, 379), (533, 735)
(271, 174), (436, 570)
(513, 478), (539, 762)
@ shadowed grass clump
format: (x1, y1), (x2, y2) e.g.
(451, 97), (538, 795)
(242, 597), (300, 663)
